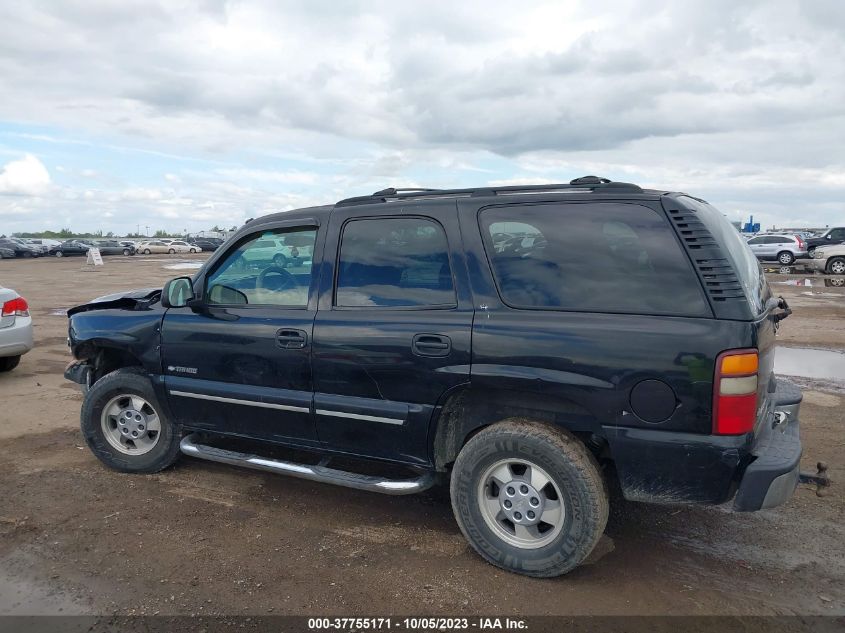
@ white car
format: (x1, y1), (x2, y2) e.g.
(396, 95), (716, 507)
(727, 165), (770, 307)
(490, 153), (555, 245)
(809, 244), (845, 275)
(0, 286), (33, 372)
(169, 240), (202, 253)
(22, 238), (59, 253)
(136, 240), (201, 254)
(239, 236), (312, 267)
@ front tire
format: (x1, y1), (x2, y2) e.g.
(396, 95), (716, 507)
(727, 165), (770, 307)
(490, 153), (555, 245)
(123, 248), (131, 256)
(55, 251), (64, 257)
(450, 419), (608, 577)
(143, 249), (151, 255)
(168, 248), (175, 254)
(0, 355), (21, 372)
(828, 257), (845, 275)
(190, 248), (197, 253)
(81, 368), (181, 473)
(777, 251), (795, 265)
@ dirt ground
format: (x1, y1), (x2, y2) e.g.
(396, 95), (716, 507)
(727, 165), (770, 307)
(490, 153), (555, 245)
(0, 255), (843, 617)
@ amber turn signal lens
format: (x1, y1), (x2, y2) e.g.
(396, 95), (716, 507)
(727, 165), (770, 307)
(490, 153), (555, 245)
(720, 353), (758, 376)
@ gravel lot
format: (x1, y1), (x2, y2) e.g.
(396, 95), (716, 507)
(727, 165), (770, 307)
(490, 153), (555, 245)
(0, 255), (843, 617)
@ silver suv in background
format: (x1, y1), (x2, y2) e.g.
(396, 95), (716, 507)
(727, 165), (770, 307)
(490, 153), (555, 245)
(745, 234), (807, 265)
(0, 286), (33, 372)
(810, 244), (845, 275)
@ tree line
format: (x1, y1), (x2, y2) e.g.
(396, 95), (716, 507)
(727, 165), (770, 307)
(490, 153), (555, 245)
(6, 225), (237, 239)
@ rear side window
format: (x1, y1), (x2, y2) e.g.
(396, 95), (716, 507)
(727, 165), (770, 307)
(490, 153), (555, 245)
(479, 203), (709, 316)
(335, 217), (456, 308)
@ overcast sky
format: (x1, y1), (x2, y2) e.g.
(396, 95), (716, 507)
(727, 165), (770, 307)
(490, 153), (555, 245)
(1, 0), (843, 234)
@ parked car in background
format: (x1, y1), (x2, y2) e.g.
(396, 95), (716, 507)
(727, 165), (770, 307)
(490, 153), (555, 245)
(50, 240), (94, 257)
(19, 238), (51, 254)
(92, 241), (135, 256)
(169, 240), (201, 253)
(745, 234), (807, 265)
(810, 244), (845, 275)
(0, 246), (16, 259)
(0, 238), (42, 258)
(806, 227), (845, 256)
(235, 234), (312, 267)
(136, 240), (194, 254)
(0, 286), (32, 372)
(188, 239), (221, 252)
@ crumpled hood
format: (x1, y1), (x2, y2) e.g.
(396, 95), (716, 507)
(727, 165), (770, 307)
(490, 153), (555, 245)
(67, 287), (161, 316)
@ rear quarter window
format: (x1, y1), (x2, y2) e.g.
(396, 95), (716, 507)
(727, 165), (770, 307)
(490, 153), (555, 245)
(479, 202), (710, 317)
(679, 196), (767, 315)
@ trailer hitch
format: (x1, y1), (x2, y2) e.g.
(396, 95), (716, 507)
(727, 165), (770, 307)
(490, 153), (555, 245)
(799, 461), (831, 497)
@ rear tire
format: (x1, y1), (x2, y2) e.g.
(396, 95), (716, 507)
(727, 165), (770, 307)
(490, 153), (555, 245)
(777, 251), (795, 265)
(828, 257), (845, 275)
(450, 419), (608, 577)
(168, 248), (175, 254)
(81, 368), (181, 473)
(0, 355), (21, 372)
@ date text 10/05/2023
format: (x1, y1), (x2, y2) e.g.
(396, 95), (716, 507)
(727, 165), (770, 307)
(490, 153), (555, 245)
(307, 617), (528, 630)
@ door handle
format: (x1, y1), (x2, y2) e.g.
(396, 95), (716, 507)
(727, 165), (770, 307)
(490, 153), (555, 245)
(276, 329), (308, 349)
(412, 333), (451, 357)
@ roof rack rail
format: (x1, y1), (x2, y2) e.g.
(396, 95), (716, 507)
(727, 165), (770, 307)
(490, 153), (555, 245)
(371, 187), (442, 196)
(335, 176), (643, 207)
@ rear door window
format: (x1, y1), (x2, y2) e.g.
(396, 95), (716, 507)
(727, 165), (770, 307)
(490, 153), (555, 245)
(479, 202), (709, 316)
(335, 217), (456, 308)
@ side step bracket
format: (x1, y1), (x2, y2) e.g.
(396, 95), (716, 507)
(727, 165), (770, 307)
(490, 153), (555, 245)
(179, 433), (436, 496)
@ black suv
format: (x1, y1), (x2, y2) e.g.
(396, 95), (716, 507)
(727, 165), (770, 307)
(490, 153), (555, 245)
(806, 227), (845, 255)
(65, 177), (803, 577)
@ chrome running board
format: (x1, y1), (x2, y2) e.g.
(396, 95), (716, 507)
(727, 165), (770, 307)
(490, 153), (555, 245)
(179, 433), (435, 496)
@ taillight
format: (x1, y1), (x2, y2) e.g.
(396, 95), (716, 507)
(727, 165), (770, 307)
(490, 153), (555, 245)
(713, 349), (758, 435)
(2, 296), (29, 317)
(796, 236), (805, 249)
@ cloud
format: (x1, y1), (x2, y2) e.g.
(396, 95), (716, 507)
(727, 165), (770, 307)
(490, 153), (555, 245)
(0, 154), (51, 196)
(0, 1), (843, 232)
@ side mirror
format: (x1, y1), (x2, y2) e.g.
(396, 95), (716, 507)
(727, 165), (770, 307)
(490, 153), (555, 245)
(161, 276), (195, 308)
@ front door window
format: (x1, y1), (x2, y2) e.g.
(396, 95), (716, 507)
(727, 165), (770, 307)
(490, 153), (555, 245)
(206, 228), (316, 307)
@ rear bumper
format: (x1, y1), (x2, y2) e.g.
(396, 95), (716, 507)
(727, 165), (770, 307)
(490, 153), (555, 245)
(0, 316), (34, 357)
(733, 379), (803, 511)
(606, 378), (803, 510)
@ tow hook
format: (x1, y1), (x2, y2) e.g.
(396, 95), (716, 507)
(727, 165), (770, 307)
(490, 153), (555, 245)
(799, 462), (831, 497)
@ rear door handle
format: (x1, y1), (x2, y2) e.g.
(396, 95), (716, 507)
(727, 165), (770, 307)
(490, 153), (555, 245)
(276, 329), (308, 349)
(412, 333), (451, 357)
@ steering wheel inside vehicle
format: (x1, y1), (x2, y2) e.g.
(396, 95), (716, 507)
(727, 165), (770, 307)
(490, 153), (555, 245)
(257, 266), (298, 292)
